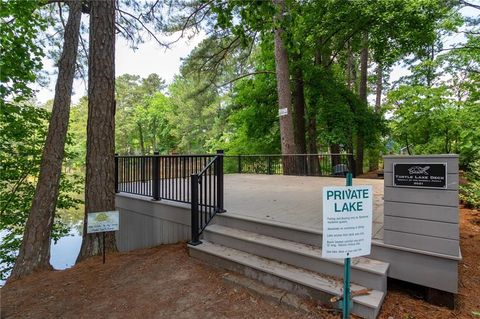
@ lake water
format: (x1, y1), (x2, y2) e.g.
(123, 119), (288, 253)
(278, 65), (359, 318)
(49, 229), (83, 269)
(0, 227), (82, 286)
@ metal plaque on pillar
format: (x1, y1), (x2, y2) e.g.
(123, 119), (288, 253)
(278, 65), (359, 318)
(393, 163), (447, 188)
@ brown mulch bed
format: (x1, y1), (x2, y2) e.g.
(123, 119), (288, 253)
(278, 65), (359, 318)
(2, 208), (479, 319)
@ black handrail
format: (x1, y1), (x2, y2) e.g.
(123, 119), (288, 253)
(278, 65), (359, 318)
(189, 150), (225, 245)
(224, 153), (355, 177)
(115, 153), (217, 203)
(114, 152), (355, 202)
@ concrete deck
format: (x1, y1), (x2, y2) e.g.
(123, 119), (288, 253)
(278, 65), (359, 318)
(224, 174), (385, 240)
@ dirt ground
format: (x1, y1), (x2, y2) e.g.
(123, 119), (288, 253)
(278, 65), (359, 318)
(1, 207), (479, 319)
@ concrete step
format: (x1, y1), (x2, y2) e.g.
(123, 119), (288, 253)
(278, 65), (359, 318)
(204, 224), (389, 292)
(214, 212), (324, 246)
(189, 241), (385, 319)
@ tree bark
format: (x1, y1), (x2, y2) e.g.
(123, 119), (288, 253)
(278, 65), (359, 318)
(306, 117), (320, 175)
(77, 0), (117, 261)
(292, 66), (307, 155)
(356, 32), (368, 176)
(330, 143), (341, 167)
(346, 40), (353, 91)
(272, 0), (297, 175)
(369, 63), (383, 171)
(305, 44), (326, 176)
(375, 64), (383, 113)
(292, 64), (307, 174)
(137, 123), (146, 155)
(9, 1), (82, 281)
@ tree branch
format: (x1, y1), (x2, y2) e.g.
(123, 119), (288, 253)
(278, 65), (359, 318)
(459, 0), (480, 10)
(218, 71), (276, 87)
(117, 8), (169, 48)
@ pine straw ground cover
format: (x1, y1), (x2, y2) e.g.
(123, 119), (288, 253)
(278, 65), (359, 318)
(1, 207), (479, 319)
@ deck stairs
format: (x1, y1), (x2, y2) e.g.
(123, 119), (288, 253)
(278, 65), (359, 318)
(189, 212), (389, 319)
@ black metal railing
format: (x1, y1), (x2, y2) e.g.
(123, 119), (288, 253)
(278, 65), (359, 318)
(115, 151), (225, 246)
(114, 152), (352, 246)
(224, 153), (355, 177)
(116, 153), (217, 203)
(189, 150), (225, 245)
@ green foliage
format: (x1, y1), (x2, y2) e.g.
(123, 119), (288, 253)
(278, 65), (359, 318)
(115, 74), (171, 154)
(168, 74), (223, 153)
(460, 159), (480, 209)
(386, 13), (479, 166)
(65, 97), (88, 169)
(0, 103), (82, 280)
(0, 0), (48, 101)
(134, 92), (176, 154)
(221, 72), (280, 155)
(386, 84), (461, 155)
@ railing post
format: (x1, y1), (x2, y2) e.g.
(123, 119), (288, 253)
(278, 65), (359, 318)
(349, 154), (357, 178)
(114, 153), (119, 193)
(267, 156), (272, 175)
(216, 150), (225, 213)
(189, 174), (201, 246)
(141, 156), (146, 182)
(152, 151), (160, 200)
(238, 155), (242, 173)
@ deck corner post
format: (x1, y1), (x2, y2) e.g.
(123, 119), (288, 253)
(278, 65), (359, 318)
(189, 174), (202, 245)
(114, 153), (119, 193)
(348, 154), (356, 178)
(216, 150), (225, 213)
(152, 151), (160, 200)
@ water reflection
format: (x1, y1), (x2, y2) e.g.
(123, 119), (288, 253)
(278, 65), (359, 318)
(0, 209), (84, 286)
(50, 228), (82, 270)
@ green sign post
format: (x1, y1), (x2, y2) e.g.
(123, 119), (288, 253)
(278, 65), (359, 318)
(342, 172), (353, 318)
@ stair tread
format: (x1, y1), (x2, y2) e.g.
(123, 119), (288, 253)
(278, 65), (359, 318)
(206, 224), (389, 275)
(219, 212), (323, 234)
(190, 240), (385, 309)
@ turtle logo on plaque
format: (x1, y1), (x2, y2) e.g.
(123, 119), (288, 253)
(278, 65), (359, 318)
(407, 166), (430, 175)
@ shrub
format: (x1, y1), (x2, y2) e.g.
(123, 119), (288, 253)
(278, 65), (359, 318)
(460, 159), (480, 209)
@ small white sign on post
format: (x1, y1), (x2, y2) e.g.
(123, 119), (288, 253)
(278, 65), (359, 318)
(322, 186), (373, 258)
(278, 108), (288, 117)
(87, 211), (119, 234)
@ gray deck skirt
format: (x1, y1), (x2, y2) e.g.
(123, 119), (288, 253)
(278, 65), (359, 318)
(115, 193), (191, 251)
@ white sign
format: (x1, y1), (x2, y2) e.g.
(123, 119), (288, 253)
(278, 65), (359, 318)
(278, 108), (288, 117)
(322, 186), (372, 258)
(87, 211), (119, 234)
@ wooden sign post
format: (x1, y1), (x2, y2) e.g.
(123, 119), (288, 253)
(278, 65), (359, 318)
(87, 211), (119, 264)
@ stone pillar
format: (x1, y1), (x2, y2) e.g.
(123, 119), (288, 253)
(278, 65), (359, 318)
(383, 155), (459, 256)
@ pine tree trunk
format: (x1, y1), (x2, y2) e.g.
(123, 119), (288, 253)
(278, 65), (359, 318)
(356, 32), (368, 176)
(77, 0), (117, 262)
(369, 64), (383, 171)
(272, 0), (297, 175)
(292, 65), (307, 174)
(346, 40), (353, 91)
(307, 117), (320, 175)
(305, 45), (325, 176)
(375, 64), (383, 113)
(9, 1), (82, 281)
(138, 123), (146, 155)
(292, 67), (307, 155)
(330, 143), (341, 167)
